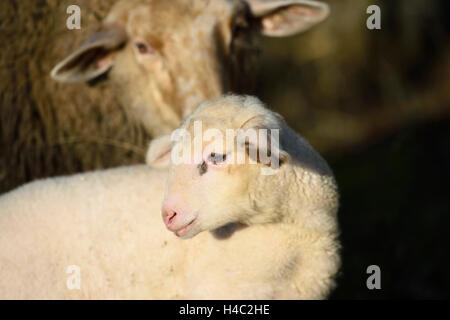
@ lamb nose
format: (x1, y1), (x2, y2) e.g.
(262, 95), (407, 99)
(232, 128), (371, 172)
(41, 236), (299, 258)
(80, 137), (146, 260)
(168, 211), (177, 223)
(163, 209), (177, 227)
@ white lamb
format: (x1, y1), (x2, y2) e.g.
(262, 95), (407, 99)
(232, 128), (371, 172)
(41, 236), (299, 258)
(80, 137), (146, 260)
(0, 95), (340, 299)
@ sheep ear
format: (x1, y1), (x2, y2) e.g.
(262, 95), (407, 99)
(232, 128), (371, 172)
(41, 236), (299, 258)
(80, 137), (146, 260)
(247, 0), (329, 37)
(240, 116), (290, 167)
(146, 135), (173, 169)
(50, 24), (127, 83)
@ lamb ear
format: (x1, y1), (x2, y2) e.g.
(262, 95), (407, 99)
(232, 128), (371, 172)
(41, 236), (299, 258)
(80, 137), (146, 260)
(247, 0), (330, 37)
(50, 24), (127, 83)
(146, 135), (173, 169)
(240, 115), (290, 167)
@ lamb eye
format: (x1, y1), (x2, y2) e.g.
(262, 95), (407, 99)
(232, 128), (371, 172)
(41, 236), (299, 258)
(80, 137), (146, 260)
(208, 152), (226, 165)
(135, 42), (151, 54)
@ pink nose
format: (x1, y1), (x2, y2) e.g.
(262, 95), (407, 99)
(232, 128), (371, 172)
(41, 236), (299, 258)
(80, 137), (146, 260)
(162, 198), (186, 231)
(162, 208), (178, 230)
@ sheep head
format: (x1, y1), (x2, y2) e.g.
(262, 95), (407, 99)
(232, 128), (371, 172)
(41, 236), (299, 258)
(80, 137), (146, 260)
(51, 0), (330, 137)
(147, 95), (338, 239)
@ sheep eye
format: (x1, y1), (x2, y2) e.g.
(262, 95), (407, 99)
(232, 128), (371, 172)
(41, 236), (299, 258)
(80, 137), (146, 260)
(135, 42), (151, 54)
(208, 152), (226, 165)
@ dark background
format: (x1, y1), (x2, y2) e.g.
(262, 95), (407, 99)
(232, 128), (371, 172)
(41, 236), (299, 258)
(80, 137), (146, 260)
(1, 0), (449, 299)
(256, 0), (449, 299)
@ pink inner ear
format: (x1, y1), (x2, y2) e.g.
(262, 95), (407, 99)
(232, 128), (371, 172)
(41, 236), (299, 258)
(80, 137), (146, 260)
(255, 1), (329, 37)
(263, 6), (319, 31)
(95, 54), (114, 71)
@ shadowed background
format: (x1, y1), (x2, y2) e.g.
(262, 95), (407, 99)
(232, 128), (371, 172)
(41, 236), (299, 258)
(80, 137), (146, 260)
(259, 0), (450, 299)
(1, 0), (449, 298)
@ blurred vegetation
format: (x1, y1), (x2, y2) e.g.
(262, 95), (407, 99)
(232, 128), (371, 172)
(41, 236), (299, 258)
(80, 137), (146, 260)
(256, 0), (449, 298)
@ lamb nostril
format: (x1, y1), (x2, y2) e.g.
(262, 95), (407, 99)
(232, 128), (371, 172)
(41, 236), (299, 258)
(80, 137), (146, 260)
(168, 211), (177, 224)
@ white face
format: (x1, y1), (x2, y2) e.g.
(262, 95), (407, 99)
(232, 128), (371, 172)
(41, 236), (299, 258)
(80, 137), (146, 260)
(106, 0), (259, 134)
(52, 0), (329, 135)
(161, 133), (257, 239)
(109, 0), (330, 118)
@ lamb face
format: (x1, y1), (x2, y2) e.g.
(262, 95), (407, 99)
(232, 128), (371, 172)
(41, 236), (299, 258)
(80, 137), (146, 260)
(51, 0), (330, 136)
(161, 130), (260, 239)
(147, 95), (293, 239)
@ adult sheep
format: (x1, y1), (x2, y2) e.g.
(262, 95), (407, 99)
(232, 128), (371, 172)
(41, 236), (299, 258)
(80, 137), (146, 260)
(0, 95), (340, 299)
(0, 0), (329, 194)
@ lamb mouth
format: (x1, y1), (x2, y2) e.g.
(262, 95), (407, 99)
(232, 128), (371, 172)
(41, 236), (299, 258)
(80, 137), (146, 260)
(175, 218), (196, 237)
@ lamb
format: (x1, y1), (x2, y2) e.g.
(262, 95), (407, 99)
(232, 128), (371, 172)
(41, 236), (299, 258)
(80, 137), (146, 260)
(0, 0), (330, 193)
(0, 95), (340, 299)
